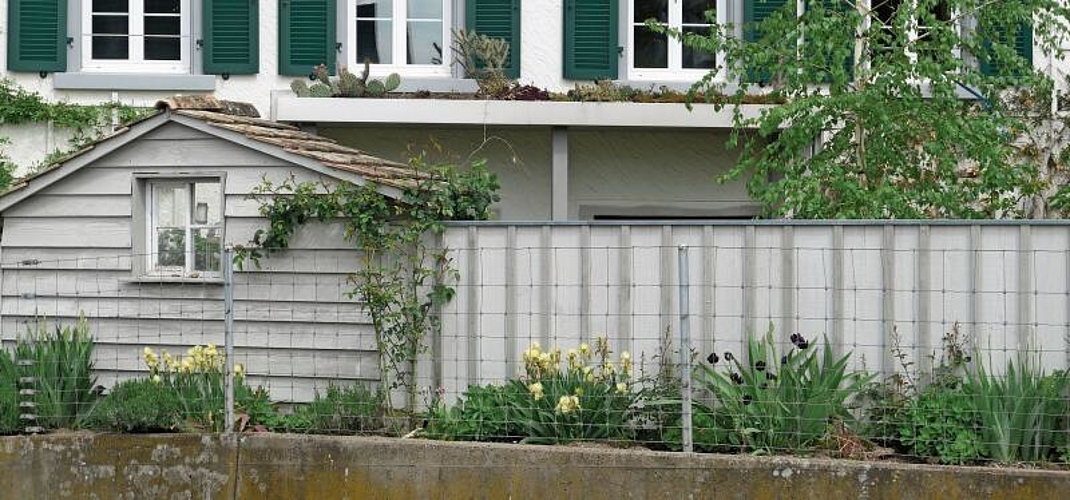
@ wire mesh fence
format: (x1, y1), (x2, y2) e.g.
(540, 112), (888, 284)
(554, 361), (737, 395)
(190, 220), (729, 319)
(1, 222), (1069, 466)
(428, 223), (1070, 463)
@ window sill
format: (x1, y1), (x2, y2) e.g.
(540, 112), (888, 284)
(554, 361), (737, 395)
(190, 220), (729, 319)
(392, 77), (478, 93)
(54, 73), (216, 91)
(614, 79), (741, 94)
(122, 276), (224, 285)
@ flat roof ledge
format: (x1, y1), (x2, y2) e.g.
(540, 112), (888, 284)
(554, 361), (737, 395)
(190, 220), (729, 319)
(272, 96), (771, 128)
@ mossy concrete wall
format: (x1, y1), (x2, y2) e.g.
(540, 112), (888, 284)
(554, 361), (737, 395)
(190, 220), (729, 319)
(2, 433), (1069, 499)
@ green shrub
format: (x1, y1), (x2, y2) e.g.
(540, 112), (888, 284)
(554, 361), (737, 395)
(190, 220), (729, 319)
(424, 383), (523, 441)
(236, 384), (280, 431)
(281, 383), (383, 435)
(0, 349), (20, 434)
(662, 407), (733, 453)
(15, 318), (98, 429)
(515, 337), (636, 444)
(142, 344), (274, 432)
(84, 379), (182, 432)
(899, 382), (984, 464)
(861, 325), (973, 455)
(426, 336), (638, 444)
(964, 356), (1069, 463)
(693, 327), (872, 453)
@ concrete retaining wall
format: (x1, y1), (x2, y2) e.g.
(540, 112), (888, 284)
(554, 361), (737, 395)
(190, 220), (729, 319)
(2, 433), (1068, 499)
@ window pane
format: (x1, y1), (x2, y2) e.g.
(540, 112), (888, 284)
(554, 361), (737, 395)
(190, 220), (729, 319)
(633, 26), (667, 68)
(145, 37), (181, 60)
(407, 21), (442, 64)
(145, 17), (180, 35)
(92, 0), (128, 13)
(357, 20), (393, 64)
(356, 0), (393, 18)
(156, 228), (186, 268)
(154, 184), (188, 227)
(407, 0), (442, 19)
(93, 15), (128, 34)
(875, 0), (900, 24)
(634, 0), (667, 23)
(93, 36), (129, 59)
(682, 0), (715, 25)
(193, 182), (221, 225)
(193, 228), (222, 273)
(145, 0), (180, 14)
(682, 26), (714, 68)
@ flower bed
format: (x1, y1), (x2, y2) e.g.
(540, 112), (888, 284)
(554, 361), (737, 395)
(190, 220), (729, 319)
(3, 319), (1069, 468)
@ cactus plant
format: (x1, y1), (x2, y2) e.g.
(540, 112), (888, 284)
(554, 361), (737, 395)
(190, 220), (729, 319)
(308, 83), (333, 98)
(365, 80), (387, 97)
(290, 80), (311, 97)
(290, 61), (401, 98)
(383, 73), (401, 92)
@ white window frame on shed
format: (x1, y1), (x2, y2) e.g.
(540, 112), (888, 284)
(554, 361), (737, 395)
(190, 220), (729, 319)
(627, 0), (724, 81)
(346, 0), (452, 76)
(80, 0), (193, 73)
(133, 174), (225, 280)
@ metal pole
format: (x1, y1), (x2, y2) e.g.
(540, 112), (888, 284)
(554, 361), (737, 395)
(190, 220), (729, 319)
(678, 245), (693, 453)
(223, 246), (235, 434)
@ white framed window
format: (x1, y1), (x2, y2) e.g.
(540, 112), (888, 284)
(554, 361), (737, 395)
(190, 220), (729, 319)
(145, 179), (223, 278)
(628, 0), (721, 81)
(81, 0), (192, 73)
(347, 0), (451, 76)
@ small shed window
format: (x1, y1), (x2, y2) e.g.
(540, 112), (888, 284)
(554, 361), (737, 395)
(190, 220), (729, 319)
(145, 179), (223, 278)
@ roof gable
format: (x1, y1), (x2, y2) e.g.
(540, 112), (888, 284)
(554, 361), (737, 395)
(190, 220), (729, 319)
(0, 97), (424, 213)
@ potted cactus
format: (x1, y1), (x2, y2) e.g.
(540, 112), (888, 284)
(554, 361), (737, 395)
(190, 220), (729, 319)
(291, 61), (401, 98)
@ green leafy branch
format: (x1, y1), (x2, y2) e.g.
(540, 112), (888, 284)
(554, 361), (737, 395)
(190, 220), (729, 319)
(238, 150), (499, 423)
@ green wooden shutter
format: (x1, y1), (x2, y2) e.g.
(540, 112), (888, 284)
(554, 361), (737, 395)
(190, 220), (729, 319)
(279, 0), (337, 76)
(466, 0), (521, 79)
(203, 0), (259, 75)
(7, 0), (67, 72)
(563, 0), (618, 80)
(980, 22), (1032, 77)
(743, 0), (790, 83)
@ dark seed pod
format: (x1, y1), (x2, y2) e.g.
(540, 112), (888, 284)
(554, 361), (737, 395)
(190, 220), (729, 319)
(730, 372), (744, 385)
(707, 352), (719, 365)
(755, 360), (766, 372)
(724, 351), (735, 362)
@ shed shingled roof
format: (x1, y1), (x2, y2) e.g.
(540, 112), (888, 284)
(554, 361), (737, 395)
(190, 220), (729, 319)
(4, 96), (425, 197)
(156, 96), (427, 189)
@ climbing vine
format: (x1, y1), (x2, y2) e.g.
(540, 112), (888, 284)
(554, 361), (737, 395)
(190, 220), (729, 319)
(237, 150), (500, 421)
(0, 79), (152, 179)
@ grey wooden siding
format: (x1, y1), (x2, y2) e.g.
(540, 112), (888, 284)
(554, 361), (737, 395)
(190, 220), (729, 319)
(0, 123), (372, 402)
(434, 222), (1070, 398)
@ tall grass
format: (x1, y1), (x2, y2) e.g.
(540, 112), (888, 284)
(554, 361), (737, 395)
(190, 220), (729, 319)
(0, 349), (19, 434)
(15, 318), (98, 429)
(965, 354), (1070, 463)
(694, 327), (873, 453)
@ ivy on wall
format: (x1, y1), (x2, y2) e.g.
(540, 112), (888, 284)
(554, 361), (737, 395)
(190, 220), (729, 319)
(238, 151), (500, 424)
(0, 79), (152, 186)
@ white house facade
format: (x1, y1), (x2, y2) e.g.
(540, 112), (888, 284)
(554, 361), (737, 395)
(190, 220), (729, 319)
(1, 1), (1063, 219)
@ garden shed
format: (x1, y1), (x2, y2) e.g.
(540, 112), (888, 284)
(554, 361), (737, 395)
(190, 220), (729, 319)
(0, 96), (418, 401)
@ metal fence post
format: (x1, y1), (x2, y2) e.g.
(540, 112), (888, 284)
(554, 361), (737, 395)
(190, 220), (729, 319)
(678, 245), (693, 453)
(223, 246), (236, 434)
